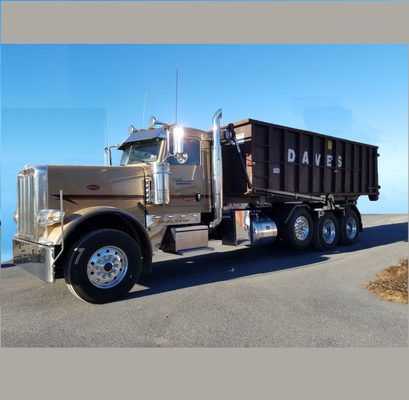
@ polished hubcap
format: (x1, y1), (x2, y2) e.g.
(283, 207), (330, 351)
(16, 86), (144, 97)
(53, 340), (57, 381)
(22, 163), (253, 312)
(87, 246), (128, 289)
(322, 220), (336, 244)
(345, 217), (357, 239)
(294, 216), (309, 241)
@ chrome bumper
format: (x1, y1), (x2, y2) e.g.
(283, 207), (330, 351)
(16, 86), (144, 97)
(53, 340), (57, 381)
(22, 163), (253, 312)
(12, 238), (55, 283)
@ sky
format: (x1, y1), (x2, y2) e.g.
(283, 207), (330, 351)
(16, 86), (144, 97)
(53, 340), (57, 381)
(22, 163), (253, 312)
(1, 44), (408, 261)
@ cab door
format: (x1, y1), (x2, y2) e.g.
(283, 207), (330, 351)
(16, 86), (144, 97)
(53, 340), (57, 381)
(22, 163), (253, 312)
(168, 138), (208, 213)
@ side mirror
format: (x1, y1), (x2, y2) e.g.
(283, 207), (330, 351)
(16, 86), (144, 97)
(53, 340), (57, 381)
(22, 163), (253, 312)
(104, 144), (120, 166)
(165, 125), (187, 164)
(173, 126), (184, 155)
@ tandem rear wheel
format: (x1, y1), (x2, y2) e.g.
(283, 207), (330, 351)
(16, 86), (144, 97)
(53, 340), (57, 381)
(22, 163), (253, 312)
(311, 209), (360, 251)
(337, 209), (360, 245)
(281, 208), (359, 252)
(312, 212), (339, 251)
(63, 229), (142, 304)
(280, 207), (314, 250)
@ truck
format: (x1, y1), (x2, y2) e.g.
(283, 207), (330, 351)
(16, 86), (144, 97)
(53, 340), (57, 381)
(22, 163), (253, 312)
(12, 109), (380, 303)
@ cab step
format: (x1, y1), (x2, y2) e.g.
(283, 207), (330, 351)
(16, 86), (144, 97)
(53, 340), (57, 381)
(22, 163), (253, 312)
(161, 225), (208, 254)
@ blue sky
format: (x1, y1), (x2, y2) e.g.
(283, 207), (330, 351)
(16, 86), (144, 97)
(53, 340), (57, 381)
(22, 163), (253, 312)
(1, 44), (407, 260)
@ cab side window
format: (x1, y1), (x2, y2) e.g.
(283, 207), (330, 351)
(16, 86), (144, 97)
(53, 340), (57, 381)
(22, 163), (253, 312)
(168, 139), (200, 165)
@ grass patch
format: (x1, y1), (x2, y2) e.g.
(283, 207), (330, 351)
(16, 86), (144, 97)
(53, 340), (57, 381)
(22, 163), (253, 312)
(364, 258), (408, 304)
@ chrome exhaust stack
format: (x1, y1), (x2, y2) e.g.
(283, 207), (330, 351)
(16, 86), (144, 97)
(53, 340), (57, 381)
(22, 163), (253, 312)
(209, 109), (223, 229)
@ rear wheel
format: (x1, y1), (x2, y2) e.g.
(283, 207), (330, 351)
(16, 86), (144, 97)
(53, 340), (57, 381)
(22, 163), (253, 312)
(312, 212), (339, 251)
(338, 209), (359, 245)
(281, 207), (313, 250)
(63, 229), (142, 304)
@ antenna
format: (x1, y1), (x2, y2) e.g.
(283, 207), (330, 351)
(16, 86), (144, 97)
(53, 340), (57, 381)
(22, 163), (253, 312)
(142, 91), (148, 128)
(175, 68), (179, 124)
(103, 111), (108, 164)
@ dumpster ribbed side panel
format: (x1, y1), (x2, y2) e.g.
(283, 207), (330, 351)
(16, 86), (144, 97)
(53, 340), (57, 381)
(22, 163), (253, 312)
(222, 119), (379, 202)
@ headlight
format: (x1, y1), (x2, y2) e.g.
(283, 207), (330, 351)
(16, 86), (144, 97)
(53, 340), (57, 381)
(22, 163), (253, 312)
(37, 209), (64, 226)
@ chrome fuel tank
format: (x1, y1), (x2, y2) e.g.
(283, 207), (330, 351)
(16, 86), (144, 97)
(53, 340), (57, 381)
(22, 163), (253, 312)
(249, 216), (278, 246)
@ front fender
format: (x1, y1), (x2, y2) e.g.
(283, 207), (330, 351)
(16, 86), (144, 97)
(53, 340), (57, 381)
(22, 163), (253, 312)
(47, 206), (147, 245)
(48, 206), (153, 273)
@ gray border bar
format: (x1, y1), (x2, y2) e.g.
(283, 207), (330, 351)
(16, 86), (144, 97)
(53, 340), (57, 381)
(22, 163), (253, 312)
(1, 1), (408, 399)
(2, 1), (409, 43)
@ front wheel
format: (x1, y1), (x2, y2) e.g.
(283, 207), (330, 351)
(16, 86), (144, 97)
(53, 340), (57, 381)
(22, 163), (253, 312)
(63, 229), (142, 304)
(312, 212), (339, 251)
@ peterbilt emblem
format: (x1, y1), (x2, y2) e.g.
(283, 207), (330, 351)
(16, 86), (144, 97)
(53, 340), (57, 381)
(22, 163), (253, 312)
(87, 184), (100, 190)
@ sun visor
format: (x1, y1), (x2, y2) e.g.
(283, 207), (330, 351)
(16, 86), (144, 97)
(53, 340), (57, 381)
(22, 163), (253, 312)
(118, 127), (167, 150)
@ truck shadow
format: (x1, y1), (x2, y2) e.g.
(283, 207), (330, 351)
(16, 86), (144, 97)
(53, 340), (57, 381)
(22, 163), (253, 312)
(123, 221), (408, 302)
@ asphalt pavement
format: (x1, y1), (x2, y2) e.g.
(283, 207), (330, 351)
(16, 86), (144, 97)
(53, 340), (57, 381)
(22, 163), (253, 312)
(1, 214), (407, 347)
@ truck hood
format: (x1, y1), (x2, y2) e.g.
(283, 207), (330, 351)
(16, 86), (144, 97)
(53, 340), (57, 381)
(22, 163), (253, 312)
(46, 165), (146, 216)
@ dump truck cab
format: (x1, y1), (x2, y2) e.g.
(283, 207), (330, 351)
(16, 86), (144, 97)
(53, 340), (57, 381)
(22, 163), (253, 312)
(118, 124), (212, 216)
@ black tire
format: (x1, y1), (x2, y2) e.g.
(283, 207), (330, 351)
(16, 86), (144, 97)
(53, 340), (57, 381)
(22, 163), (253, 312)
(281, 207), (313, 250)
(312, 212), (339, 251)
(338, 209), (360, 246)
(63, 229), (142, 304)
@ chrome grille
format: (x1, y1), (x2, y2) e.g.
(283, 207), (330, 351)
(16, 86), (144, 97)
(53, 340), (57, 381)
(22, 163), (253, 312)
(17, 166), (48, 242)
(18, 171), (35, 239)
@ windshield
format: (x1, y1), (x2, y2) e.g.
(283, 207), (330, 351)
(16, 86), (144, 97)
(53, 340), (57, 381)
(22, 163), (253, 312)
(120, 139), (162, 165)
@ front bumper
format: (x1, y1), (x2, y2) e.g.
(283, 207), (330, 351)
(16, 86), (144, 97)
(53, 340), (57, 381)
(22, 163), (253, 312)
(13, 238), (55, 283)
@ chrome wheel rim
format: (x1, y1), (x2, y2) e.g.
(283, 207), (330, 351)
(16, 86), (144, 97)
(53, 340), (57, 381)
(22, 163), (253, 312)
(87, 246), (128, 289)
(294, 216), (309, 241)
(345, 217), (357, 240)
(322, 220), (336, 244)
